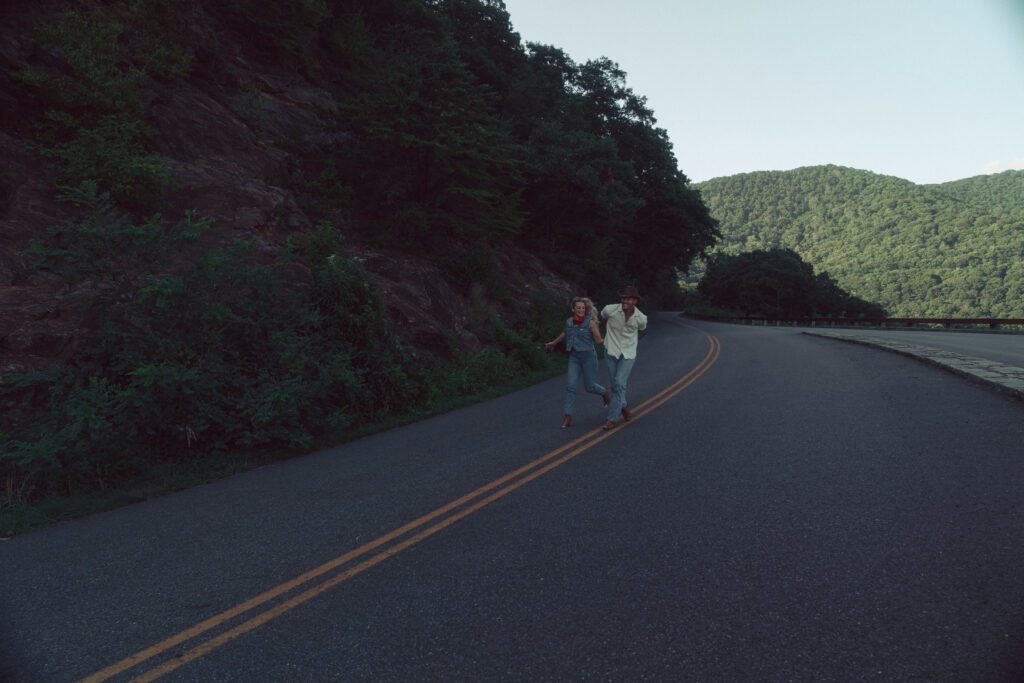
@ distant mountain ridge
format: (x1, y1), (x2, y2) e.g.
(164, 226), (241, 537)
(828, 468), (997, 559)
(695, 165), (1024, 317)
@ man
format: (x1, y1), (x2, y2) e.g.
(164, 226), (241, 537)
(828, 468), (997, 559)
(600, 285), (647, 430)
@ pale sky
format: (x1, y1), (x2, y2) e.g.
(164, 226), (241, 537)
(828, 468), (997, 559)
(500, 0), (1024, 184)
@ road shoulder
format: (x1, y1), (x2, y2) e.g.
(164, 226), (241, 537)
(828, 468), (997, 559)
(802, 330), (1024, 401)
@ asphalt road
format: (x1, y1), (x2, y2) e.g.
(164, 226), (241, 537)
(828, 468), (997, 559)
(2, 316), (1023, 682)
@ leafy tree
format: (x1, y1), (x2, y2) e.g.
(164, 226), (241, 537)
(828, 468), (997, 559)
(331, 0), (526, 264)
(510, 46), (717, 299)
(17, 3), (190, 207)
(697, 248), (885, 317)
(313, 0), (719, 301)
(425, 0), (527, 101)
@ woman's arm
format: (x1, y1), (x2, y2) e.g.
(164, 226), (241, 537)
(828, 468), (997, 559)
(544, 331), (566, 351)
(589, 318), (604, 345)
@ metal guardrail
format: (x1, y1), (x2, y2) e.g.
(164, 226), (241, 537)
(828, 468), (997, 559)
(685, 315), (1024, 330)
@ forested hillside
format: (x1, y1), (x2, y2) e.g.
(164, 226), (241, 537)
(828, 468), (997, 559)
(934, 171), (1024, 222)
(0, 0), (718, 529)
(696, 166), (1024, 317)
(0, 0), (720, 528)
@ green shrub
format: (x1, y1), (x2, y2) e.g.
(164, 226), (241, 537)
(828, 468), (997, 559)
(35, 112), (170, 205)
(300, 162), (355, 220)
(434, 347), (521, 396)
(25, 181), (205, 287)
(2, 211), (561, 522)
(19, 5), (190, 206)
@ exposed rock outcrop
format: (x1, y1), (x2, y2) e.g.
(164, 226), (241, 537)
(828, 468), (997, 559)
(0, 1), (579, 378)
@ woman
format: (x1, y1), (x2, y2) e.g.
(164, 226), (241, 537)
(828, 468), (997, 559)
(544, 297), (611, 428)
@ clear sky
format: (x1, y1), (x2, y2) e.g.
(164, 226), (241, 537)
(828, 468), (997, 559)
(500, 0), (1024, 185)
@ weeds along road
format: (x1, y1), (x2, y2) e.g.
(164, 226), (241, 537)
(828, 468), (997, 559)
(2, 316), (1023, 682)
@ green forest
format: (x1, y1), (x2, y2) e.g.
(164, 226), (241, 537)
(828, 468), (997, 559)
(695, 165), (1024, 317)
(0, 0), (719, 529)
(233, 0), (719, 298)
(695, 248), (886, 319)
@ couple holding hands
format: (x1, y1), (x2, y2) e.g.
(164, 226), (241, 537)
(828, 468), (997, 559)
(544, 286), (647, 431)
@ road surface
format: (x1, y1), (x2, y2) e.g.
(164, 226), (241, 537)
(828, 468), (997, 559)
(2, 316), (1023, 682)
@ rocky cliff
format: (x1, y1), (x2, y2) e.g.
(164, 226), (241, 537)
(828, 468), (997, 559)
(0, 0), (577, 378)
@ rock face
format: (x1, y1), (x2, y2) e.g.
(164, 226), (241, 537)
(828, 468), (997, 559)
(0, 1), (579, 377)
(356, 246), (576, 354)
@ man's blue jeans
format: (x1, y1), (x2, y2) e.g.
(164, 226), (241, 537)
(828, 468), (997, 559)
(604, 354), (636, 421)
(564, 349), (606, 415)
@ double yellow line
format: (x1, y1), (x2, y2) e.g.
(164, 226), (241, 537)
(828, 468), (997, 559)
(83, 330), (720, 682)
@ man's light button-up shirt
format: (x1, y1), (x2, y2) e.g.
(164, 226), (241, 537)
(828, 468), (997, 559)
(601, 304), (647, 359)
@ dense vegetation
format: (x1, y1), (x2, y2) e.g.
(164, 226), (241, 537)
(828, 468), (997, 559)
(694, 248), (885, 318)
(327, 0), (718, 298)
(1, 0), (718, 530)
(696, 166), (1024, 317)
(2, 185), (557, 524)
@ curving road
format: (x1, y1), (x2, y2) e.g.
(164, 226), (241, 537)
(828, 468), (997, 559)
(2, 316), (1023, 682)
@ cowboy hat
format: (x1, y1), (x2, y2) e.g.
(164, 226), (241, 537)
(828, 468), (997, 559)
(618, 285), (642, 301)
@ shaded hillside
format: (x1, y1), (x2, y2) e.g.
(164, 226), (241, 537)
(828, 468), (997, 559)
(0, 0), (717, 373)
(0, 0), (718, 523)
(696, 166), (1024, 317)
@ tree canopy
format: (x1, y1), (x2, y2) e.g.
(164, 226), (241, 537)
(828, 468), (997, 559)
(696, 248), (885, 318)
(323, 0), (718, 302)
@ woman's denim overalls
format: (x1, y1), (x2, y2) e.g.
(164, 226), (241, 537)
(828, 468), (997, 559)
(563, 315), (607, 415)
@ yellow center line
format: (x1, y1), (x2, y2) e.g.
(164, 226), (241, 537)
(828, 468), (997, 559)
(82, 328), (719, 683)
(82, 432), (606, 682)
